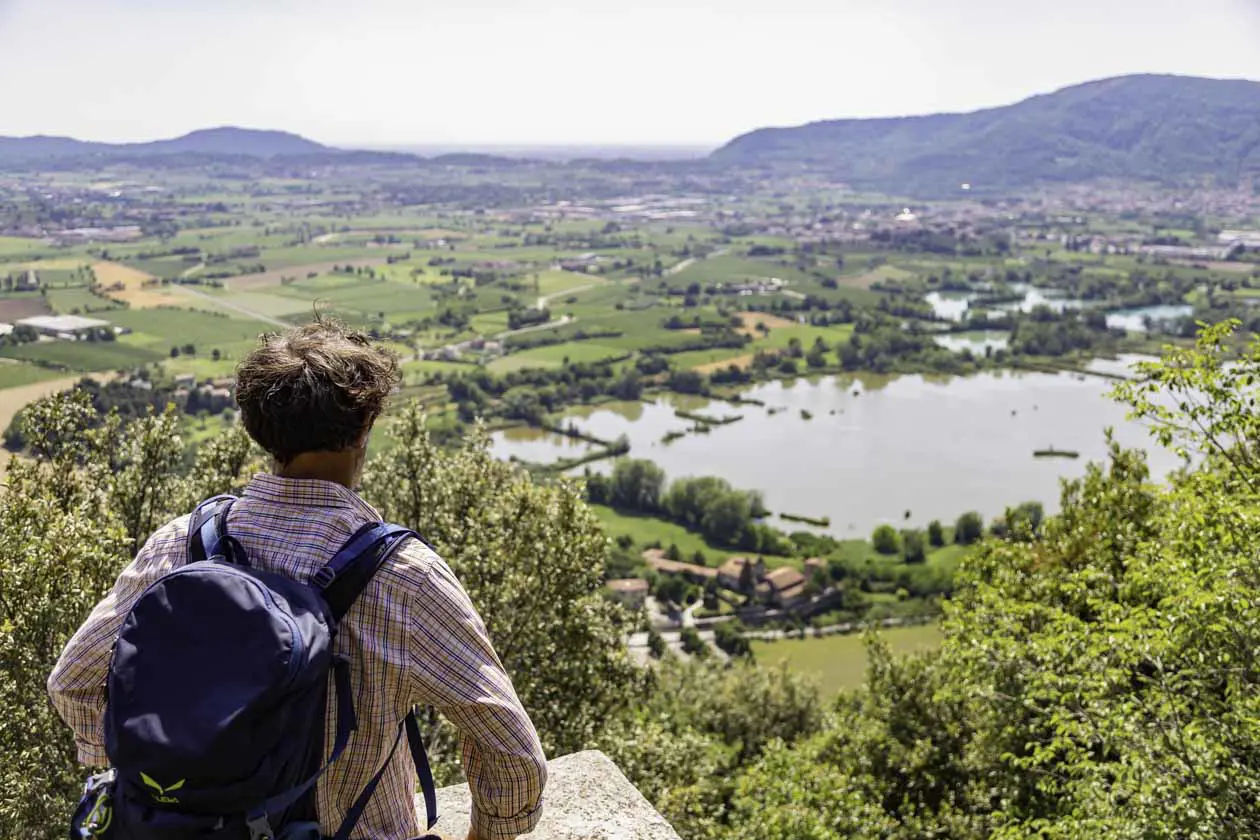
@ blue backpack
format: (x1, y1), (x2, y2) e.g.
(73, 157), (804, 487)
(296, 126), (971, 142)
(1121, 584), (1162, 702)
(70, 495), (440, 840)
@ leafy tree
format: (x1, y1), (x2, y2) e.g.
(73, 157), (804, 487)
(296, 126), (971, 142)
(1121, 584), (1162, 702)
(703, 491), (758, 547)
(680, 627), (708, 658)
(646, 627), (668, 660)
(0, 390), (259, 839)
(901, 529), (926, 563)
(673, 325), (1260, 840)
(926, 519), (945, 547)
(871, 524), (900, 555)
(1004, 500), (1044, 539)
(609, 458), (666, 513)
(714, 621), (750, 658)
(362, 404), (643, 760)
(953, 511), (984, 545)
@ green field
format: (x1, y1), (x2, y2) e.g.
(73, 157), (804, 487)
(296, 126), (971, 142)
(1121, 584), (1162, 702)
(109, 308), (270, 349)
(752, 623), (944, 695)
(0, 362), (74, 388)
(535, 270), (607, 297)
(46, 287), (123, 315)
(272, 277), (432, 322)
(0, 340), (161, 371)
(491, 341), (626, 372)
(672, 254), (816, 287)
(591, 505), (743, 564)
(216, 291), (315, 318)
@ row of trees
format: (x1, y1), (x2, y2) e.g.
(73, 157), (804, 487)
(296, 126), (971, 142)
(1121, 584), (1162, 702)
(870, 505), (1039, 559)
(584, 459), (792, 554)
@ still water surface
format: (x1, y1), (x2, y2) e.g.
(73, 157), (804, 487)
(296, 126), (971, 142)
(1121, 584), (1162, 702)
(491, 358), (1187, 537)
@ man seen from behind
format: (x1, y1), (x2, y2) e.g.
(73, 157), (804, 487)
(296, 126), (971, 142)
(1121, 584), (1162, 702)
(49, 318), (547, 840)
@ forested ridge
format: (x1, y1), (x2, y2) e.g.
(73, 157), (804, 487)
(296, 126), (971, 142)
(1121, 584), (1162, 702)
(2, 323), (1258, 839)
(712, 74), (1260, 193)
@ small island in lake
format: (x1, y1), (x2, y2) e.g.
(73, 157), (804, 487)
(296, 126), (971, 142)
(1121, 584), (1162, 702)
(1034, 447), (1080, 459)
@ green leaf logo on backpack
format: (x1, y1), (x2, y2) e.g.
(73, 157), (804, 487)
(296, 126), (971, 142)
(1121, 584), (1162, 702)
(140, 772), (185, 804)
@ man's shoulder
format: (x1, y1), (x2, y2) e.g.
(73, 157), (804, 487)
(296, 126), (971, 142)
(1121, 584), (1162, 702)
(375, 533), (447, 591)
(144, 513), (195, 555)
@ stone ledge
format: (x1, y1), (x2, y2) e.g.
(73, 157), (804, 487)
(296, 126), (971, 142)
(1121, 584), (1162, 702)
(417, 750), (681, 840)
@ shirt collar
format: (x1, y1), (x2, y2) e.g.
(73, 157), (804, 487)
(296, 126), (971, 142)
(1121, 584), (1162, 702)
(242, 473), (382, 521)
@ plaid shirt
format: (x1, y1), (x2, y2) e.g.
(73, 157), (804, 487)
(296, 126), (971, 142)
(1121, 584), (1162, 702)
(48, 474), (547, 840)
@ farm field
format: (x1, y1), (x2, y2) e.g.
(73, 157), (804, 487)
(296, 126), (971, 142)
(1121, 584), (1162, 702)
(0, 362), (74, 389)
(751, 623), (944, 695)
(110, 308), (270, 355)
(93, 261), (175, 308)
(0, 339), (162, 371)
(226, 257), (392, 289)
(535, 269), (607, 298)
(488, 341), (627, 372)
(0, 293), (51, 321)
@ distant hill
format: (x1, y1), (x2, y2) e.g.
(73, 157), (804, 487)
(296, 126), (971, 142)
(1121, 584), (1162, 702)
(0, 127), (330, 163)
(710, 75), (1260, 194)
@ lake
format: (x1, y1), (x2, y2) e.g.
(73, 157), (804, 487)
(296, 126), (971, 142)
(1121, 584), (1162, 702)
(1104, 304), (1193, 333)
(925, 289), (1193, 335)
(490, 357), (1188, 538)
(926, 286), (1088, 321)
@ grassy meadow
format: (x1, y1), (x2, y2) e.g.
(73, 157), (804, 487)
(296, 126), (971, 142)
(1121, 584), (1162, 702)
(752, 623), (944, 695)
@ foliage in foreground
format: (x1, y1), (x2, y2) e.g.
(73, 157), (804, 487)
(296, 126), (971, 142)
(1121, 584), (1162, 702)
(3, 393), (640, 837)
(623, 323), (1259, 840)
(7, 321), (1260, 840)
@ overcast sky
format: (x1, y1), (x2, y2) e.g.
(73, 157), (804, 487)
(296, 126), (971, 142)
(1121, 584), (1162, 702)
(2, 0), (1259, 148)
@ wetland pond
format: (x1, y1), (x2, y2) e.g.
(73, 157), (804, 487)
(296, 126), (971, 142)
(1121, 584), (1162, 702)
(491, 356), (1188, 538)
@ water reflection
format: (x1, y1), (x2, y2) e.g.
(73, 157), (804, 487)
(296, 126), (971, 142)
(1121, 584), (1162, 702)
(490, 425), (596, 463)
(1104, 304), (1193, 333)
(934, 332), (1010, 354)
(489, 369), (1187, 537)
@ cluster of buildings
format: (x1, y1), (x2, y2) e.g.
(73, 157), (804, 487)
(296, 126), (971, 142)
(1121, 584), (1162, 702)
(172, 372), (236, 414)
(1137, 242), (1244, 262)
(607, 549), (829, 614)
(526, 195), (710, 224)
(1219, 229), (1260, 249)
(0, 314), (119, 341)
(421, 335), (504, 363)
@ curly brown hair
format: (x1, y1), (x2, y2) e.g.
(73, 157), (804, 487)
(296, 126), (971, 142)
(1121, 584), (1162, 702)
(234, 317), (401, 464)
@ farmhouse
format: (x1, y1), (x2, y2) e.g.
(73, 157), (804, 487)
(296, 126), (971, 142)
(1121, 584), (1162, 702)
(642, 549), (717, 584)
(717, 556), (766, 592)
(15, 314), (111, 339)
(755, 566), (809, 610)
(605, 578), (649, 610)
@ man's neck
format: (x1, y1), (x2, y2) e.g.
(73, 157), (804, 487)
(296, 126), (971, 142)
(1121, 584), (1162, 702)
(274, 452), (359, 490)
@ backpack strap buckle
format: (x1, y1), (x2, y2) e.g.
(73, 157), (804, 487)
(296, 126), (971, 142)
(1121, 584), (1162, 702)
(318, 523), (422, 621)
(310, 566), (337, 588)
(246, 814), (275, 840)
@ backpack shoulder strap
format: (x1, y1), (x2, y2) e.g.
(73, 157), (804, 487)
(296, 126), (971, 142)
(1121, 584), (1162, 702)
(186, 494), (238, 566)
(316, 522), (423, 622)
(332, 708), (438, 840)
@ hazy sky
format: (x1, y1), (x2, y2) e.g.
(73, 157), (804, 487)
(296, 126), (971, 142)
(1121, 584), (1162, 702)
(2, 0), (1259, 148)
